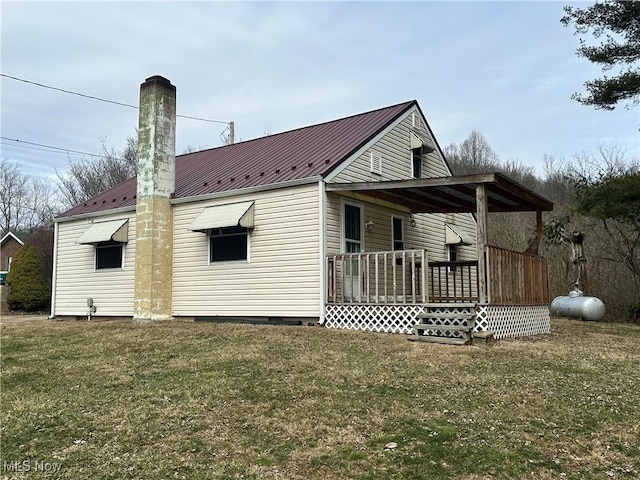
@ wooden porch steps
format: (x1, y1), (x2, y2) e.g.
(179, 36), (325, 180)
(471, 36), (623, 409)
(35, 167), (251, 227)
(408, 335), (469, 345)
(410, 303), (476, 346)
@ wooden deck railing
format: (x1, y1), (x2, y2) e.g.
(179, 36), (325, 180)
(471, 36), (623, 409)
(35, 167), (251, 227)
(326, 246), (550, 305)
(486, 245), (549, 304)
(326, 250), (427, 304)
(428, 261), (479, 303)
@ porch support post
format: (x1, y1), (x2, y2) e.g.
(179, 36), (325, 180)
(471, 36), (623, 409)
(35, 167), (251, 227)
(524, 209), (544, 254)
(536, 209), (543, 251)
(476, 185), (489, 303)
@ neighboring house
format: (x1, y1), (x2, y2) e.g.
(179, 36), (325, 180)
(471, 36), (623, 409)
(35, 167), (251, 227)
(0, 231), (26, 285)
(51, 76), (553, 340)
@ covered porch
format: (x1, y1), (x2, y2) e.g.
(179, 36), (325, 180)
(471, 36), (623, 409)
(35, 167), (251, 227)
(323, 173), (554, 339)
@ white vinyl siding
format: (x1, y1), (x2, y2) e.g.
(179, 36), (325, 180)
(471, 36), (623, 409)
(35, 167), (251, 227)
(331, 109), (449, 184)
(325, 194), (477, 263)
(172, 183), (320, 318)
(54, 212), (136, 316)
(326, 107), (475, 262)
(408, 212), (477, 262)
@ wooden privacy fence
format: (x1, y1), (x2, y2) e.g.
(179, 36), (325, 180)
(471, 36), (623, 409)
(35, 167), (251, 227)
(486, 245), (549, 304)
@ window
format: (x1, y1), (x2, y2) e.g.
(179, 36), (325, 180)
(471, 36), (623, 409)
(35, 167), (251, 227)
(343, 202), (363, 292)
(210, 226), (249, 262)
(393, 217), (404, 265)
(412, 148), (422, 178)
(448, 244), (458, 272)
(344, 204), (362, 254)
(392, 217), (404, 251)
(96, 242), (123, 270)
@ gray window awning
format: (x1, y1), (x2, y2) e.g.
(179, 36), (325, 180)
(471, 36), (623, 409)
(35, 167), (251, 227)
(189, 201), (255, 232)
(410, 131), (436, 153)
(445, 224), (474, 246)
(77, 219), (129, 244)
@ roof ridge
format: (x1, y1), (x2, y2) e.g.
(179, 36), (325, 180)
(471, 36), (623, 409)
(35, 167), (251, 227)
(59, 99), (418, 218)
(177, 99), (417, 157)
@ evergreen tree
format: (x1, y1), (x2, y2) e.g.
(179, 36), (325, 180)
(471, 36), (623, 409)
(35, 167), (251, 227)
(561, 0), (640, 109)
(6, 243), (50, 312)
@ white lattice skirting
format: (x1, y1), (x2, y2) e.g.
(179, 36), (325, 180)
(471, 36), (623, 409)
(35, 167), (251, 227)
(324, 304), (424, 334)
(478, 304), (550, 339)
(324, 303), (550, 339)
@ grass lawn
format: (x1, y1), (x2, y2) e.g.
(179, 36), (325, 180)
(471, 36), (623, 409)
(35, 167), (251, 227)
(1, 318), (639, 479)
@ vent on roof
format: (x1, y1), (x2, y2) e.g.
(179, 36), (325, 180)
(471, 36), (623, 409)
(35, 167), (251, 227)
(370, 152), (383, 175)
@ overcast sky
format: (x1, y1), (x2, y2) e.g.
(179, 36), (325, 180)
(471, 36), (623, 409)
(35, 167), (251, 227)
(1, 1), (638, 181)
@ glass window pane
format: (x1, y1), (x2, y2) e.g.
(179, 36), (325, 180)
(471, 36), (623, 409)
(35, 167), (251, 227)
(96, 244), (122, 269)
(210, 233), (247, 262)
(412, 150), (422, 178)
(393, 217), (403, 250)
(344, 204), (361, 241)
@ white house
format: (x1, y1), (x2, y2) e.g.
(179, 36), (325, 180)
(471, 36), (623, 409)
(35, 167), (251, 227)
(51, 76), (553, 341)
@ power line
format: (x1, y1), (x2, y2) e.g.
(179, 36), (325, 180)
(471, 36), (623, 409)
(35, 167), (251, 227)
(1, 73), (231, 125)
(1, 137), (108, 158)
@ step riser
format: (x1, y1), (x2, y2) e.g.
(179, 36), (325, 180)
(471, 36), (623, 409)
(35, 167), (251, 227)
(412, 304), (477, 346)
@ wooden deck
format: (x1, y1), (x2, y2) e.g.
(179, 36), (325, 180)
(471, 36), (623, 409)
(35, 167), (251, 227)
(326, 246), (549, 305)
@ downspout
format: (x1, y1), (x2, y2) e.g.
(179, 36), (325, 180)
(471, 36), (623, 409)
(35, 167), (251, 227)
(318, 180), (326, 325)
(48, 221), (59, 319)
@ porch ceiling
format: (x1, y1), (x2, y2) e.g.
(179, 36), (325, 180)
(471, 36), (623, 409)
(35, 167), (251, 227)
(326, 173), (553, 213)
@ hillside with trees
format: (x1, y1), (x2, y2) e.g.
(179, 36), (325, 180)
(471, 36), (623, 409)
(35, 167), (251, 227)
(445, 132), (639, 321)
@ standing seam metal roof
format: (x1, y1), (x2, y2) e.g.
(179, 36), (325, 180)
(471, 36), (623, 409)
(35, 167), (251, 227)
(60, 100), (416, 218)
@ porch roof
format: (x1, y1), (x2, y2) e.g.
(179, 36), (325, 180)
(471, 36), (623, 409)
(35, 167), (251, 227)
(326, 173), (553, 214)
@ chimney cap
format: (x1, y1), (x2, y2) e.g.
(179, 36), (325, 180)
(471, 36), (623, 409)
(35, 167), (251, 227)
(141, 75), (175, 91)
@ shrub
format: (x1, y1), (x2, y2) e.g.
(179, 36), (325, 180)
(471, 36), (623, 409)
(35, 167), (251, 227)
(6, 243), (51, 312)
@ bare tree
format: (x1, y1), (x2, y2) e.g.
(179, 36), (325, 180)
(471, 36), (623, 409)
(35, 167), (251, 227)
(0, 159), (28, 233)
(0, 159), (58, 233)
(444, 131), (501, 175)
(57, 134), (137, 208)
(543, 147), (640, 320)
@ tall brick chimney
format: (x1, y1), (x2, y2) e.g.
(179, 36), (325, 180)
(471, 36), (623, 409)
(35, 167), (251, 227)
(133, 76), (176, 321)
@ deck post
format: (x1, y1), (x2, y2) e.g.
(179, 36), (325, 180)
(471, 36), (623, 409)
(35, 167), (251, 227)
(422, 249), (428, 303)
(476, 185), (489, 303)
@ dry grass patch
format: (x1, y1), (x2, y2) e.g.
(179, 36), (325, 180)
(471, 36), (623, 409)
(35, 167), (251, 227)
(1, 318), (639, 479)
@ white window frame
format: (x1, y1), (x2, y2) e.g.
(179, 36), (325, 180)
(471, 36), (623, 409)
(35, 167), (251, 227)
(341, 199), (364, 254)
(209, 227), (251, 264)
(447, 244), (458, 273)
(95, 242), (125, 271)
(412, 148), (423, 179)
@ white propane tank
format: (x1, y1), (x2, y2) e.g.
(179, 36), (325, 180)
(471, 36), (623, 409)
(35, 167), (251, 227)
(550, 290), (606, 322)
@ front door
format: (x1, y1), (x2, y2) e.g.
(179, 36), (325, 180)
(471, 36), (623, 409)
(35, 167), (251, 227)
(344, 203), (363, 301)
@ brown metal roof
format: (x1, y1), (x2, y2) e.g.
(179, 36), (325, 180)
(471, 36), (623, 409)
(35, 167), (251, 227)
(60, 100), (416, 218)
(326, 173), (554, 213)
